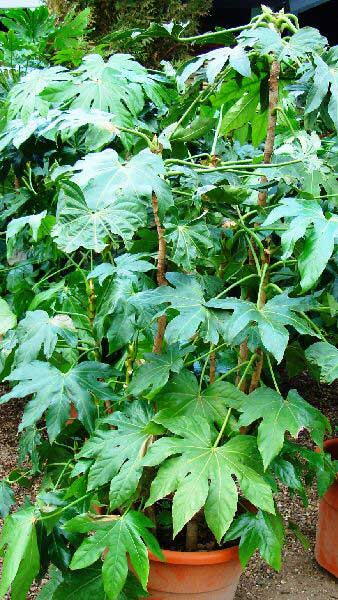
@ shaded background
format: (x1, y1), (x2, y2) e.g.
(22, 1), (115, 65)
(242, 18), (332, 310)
(204, 0), (337, 44)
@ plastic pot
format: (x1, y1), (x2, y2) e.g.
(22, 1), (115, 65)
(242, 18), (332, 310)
(315, 438), (338, 577)
(145, 546), (242, 599)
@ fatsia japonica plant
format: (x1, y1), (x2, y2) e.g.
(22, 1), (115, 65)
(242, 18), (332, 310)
(0, 4), (338, 599)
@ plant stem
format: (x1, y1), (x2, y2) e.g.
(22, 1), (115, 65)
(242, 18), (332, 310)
(53, 459), (73, 491)
(245, 235), (261, 275)
(267, 354), (281, 394)
(211, 105), (224, 156)
(214, 274), (259, 299)
(249, 58), (280, 393)
(117, 126), (154, 149)
(237, 353), (258, 391)
(170, 69), (230, 137)
(199, 352), (211, 393)
(151, 194), (168, 354)
(300, 312), (326, 340)
(178, 24), (248, 43)
(185, 342), (228, 366)
(215, 360), (249, 383)
(209, 348), (216, 384)
(258, 60), (280, 208)
(257, 263), (268, 309)
(213, 354), (257, 448)
(186, 519), (199, 551)
(270, 259), (297, 270)
(213, 408), (232, 448)
(38, 493), (91, 521)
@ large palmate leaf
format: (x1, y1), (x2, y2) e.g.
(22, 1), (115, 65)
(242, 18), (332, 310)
(52, 149), (172, 252)
(89, 253), (154, 285)
(0, 298), (16, 336)
(7, 66), (70, 121)
(230, 388), (330, 469)
(144, 416), (274, 542)
(0, 361), (113, 441)
(209, 294), (317, 363)
(263, 197), (338, 291)
(153, 369), (245, 426)
(42, 54), (167, 133)
(305, 341), (338, 383)
(76, 401), (153, 508)
(164, 219), (213, 270)
(239, 26), (326, 61)
(132, 272), (231, 344)
(52, 181), (146, 253)
(304, 49), (338, 132)
(220, 81), (260, 134)
(14, 310), (77, 364)
(0, 116), (48, 153)
(65, 511), (162, 600)
(225, 510), (285, 570)
(128, 345), (185, 397)
(0, 507), (40, 600)
(40, 108), (122, 152)
(178, 44), (251, 89)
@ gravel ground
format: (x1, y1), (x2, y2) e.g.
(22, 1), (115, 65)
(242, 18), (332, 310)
(1, 376), (337, 599)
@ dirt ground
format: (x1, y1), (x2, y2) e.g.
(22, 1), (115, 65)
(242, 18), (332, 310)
(0, 376), (337, 599)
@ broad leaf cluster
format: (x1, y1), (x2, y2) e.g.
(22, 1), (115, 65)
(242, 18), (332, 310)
(0, 5), (337, 600)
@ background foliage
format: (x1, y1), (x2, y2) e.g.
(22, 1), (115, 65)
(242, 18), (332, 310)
(46, 0), (213, 64)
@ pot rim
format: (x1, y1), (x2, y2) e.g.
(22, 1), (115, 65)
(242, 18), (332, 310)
(149, 545), (239, 566)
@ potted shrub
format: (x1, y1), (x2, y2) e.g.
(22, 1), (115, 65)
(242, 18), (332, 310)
(0, 5), (337, 599)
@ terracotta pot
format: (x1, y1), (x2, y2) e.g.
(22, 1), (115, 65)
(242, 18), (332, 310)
(315, 438), (338, 577)
(145, 546), (242, 600)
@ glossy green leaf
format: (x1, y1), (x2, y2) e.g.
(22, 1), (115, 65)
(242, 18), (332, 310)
(154, 369), (245, 426)
(89, 253), (154, 285)
(305, 341), (338, 384)
(220, 83), (260, 134)
(132, 272), (231, 345)
(77, 401), (153, 508)
(144, 417), (274, 542)
(209, 294), (317, 363)
(0, 298), (16, 336)
(53, 149), (172, 252)
(128, 346), (185, 397)
(263, 197), (338, 291)
(65, 511), (162, 599)
(14, 310), (77, 364)
(234, 388), (330, 468)
(1, 361), (113, 441)
(7, 66), (70, 121)
(164, 219), (213, 270)
(0, 507), (40, 600)
(47, 566), (144, 600)
(225, 510), (285, 571)
(42, 53), (166, 131)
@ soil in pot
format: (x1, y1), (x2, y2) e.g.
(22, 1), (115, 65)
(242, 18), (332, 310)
(315, 438), (338, 577)
(144, 502), (242, 599)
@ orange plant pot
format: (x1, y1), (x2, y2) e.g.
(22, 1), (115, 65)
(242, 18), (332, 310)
(315, 438), (338, 577)
(145, 547), (242, 600)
